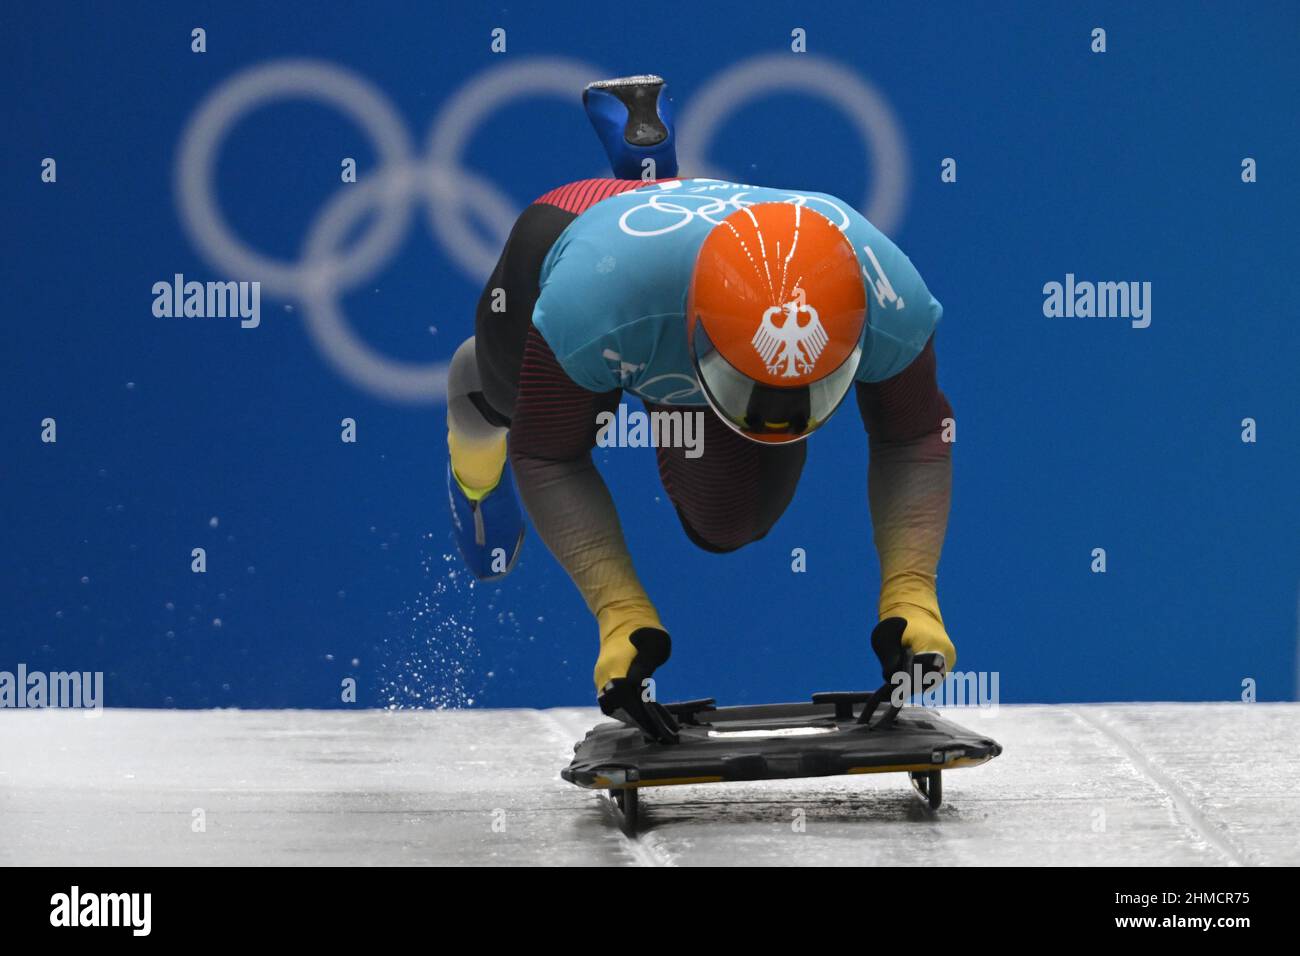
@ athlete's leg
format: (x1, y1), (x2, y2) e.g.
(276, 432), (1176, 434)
(446, 200), (577, 578)
(446, 180), (666, 593)
(463, 180), (655, 431)
(447, 193), (582, 486)
(473, 203), (581, 423)
(649, 402), (808, 553)
(447, 338), (508, 498)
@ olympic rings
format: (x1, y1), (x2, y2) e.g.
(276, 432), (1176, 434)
(175, 55), (909, 405)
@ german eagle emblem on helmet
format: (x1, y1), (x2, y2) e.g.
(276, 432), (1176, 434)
(751, 297), (828, 378)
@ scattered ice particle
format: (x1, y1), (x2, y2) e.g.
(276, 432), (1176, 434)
(80, 576), (89, 585)
(246, 566), (255, 575)
(208, 516), (219, 528)
(212, 618), (222, 628)
(125, 381), (136, 391)
(351, 658), (360, 667)
(325, 654), (335, 662)
(164, 602), (175, 611)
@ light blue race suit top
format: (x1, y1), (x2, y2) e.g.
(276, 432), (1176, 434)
(532, 178), (942, 406)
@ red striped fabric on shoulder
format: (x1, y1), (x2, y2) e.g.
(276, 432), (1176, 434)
(531, 178), (680, 214)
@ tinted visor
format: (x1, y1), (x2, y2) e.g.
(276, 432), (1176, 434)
(692, 323), (862, 443)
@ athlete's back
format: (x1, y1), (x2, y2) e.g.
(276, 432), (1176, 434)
(532, 178), (943, 404)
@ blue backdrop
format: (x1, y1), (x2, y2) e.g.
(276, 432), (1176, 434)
(3, 1), (1297, 709)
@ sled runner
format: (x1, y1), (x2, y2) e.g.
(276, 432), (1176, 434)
(561, 691), (1002, 835)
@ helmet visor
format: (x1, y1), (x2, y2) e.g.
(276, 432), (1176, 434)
(692, 322), (862, 443)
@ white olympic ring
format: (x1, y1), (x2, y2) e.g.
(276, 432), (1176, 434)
(424, 60), (602, 280)
(617, 192), (743, 236)
(616, 188), (853, 237)
(176, 57), (600, 404)
(175, 60), (416, 298)
(175, 55), (910, 405)
(638, 373), (703, 403)
(676, 54), (909, 235)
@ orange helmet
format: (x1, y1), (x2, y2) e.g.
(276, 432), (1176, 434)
(687, 202), (868, 443)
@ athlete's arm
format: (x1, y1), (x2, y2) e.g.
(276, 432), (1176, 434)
(856, 335), (956, 671)
(508, 327), (666, 691)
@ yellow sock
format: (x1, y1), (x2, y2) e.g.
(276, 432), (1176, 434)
(594, 599), (665, 690)
(448, 430), (507, 502)
(879, 571), (955, 670)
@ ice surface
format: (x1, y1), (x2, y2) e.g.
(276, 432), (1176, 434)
(1, 704), (1297, 866)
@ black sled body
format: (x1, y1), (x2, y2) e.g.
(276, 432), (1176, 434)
(561, 692), (1002, 833)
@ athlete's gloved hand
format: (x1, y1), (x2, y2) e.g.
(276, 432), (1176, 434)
(881, 601), (956, 674)
(595, 625), (679, 745)
(871, 604), (955, 704)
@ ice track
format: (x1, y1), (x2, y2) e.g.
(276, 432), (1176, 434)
(2, 704), (1298, 866)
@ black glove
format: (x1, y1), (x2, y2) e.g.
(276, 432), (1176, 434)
(597, 627), (680, 745)
(858, 617), (948, 726)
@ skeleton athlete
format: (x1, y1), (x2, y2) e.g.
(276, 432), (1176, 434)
(445, 175), (955, 742)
